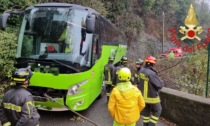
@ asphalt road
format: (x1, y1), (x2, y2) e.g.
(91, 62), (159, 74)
(39, 95), (170, 126)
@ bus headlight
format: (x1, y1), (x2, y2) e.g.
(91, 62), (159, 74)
(67, 80), (88, 95)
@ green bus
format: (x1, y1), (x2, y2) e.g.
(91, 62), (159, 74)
(0, 3), (127, 111)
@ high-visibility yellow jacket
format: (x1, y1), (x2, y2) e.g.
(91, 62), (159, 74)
(108, 82), (145, 125)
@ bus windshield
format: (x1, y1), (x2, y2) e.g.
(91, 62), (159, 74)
(17, 7), (93, 67)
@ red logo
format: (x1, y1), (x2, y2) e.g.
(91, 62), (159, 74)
(168, 4), (210, 52)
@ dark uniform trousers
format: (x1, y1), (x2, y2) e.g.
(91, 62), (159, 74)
(137, 66), (164, 126)
(142, 103), (162, 126)
(104, 63), (115, 102)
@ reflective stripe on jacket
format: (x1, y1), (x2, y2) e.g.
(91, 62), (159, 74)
(104, 62), (115, 85)
(138, 66), (164, 104)
(0, 86), (40, 126)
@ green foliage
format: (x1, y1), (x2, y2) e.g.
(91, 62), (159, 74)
(0, 0), (37, 11)
(142, 0), (156, 14)
(152, 0), (164, 15)
(79, 0), (108, 16)
(116, 12), (144, 41)
(21, 36), (33, 57)
(175, 0), (192, 25)
(0, 28), (17, 80)
(54, 0), (108, 16)
(0, 83), (10, 102)
(194, 0), (210, 27)
(157, 49), (208, 97)
(0, 0), (38, 27)
(104, 0), (145, 41)
(174, 49), (207, 96)
(104, 0), (126, 20)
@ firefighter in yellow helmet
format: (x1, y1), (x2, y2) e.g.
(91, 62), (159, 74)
(108, 67), (145, 126)
(104, 56), (115, 102)
(0, 67), (40, 126)
(137, 56), (164, 126)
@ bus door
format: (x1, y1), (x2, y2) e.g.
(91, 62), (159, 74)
(90, 35), (103, 98)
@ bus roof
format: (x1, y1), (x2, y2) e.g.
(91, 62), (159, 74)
(26, 2), (99, 15)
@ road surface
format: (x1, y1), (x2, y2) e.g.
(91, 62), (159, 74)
(39, 95), (171, 126)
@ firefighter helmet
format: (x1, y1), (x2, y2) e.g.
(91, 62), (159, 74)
(135, 58), (144, 65)
(109, 56), (114, 61)
(121, 56), (128, 63)
(145, 56), (156, 64)
(118, 67), (131, 81)
(12, 67), (32, 85)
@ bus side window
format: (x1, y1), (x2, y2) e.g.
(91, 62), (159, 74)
(96, 39), (99, 55)
(92, 36), (99, 65)
(100, 22), (106, 44)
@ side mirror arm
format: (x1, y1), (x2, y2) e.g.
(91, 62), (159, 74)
(0, 10), (24, 30)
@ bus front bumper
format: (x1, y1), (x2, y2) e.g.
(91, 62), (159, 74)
(33, 94), (87, 111)
(34, 96), (68, 111)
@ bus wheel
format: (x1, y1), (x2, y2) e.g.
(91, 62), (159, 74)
(98, 81), (106, 99)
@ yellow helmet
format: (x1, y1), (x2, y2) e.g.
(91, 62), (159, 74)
(118, 67), (131, 81)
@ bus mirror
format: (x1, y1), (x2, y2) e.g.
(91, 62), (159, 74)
(0, 13), (11, 30)
(0, 10), (23, 30)
(86, 14), (95, 33)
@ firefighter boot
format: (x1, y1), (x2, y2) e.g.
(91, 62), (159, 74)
(143, 123), (149, 126)
(148, 115), (159, 126)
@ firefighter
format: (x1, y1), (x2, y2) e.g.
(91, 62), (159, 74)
(121, 56), (128, 67)
(112, 56), (128, 86)
(0, 67), (40, 126)
(169, 51), (174, 59)
(133, 58), (144, 86)
(104, 56), (115, 102)
(137, 56), (164, 126)
(108, 67), (145, 126)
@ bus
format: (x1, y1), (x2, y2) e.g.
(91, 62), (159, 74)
(0, 3), (127, 111)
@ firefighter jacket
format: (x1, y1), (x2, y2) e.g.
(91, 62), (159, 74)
(112, 65), (122, 86)
(133, 67), (142, 85)
(104, 62), (115, 85)
(137, 66), (164, 104)
(108, 81), (145, 125)
(0, 86), (40, 126)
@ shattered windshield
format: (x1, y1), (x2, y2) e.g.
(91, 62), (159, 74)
(17, 7), (93, 67)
